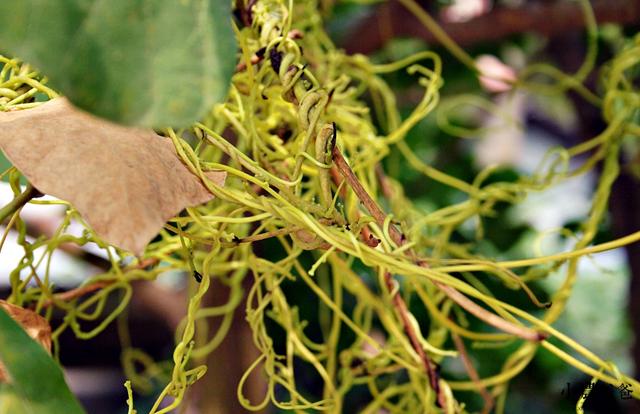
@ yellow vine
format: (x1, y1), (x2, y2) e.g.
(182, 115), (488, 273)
(1, 0), (639, 412)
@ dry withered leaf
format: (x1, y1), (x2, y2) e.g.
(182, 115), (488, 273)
(0, 98), (226, 255)
(0, 300), (51, 382)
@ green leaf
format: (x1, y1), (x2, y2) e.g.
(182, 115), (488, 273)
(0, 308), (86, 414)
(0, 0), (236, 128)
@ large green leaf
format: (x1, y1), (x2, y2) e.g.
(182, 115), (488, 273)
(0, 0), (236, 127)
(0, 308), (86, 414)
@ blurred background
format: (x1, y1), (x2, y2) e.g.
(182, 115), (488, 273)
(2, 0), (640, 413)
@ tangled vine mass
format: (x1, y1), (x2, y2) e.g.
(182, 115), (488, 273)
(2, 0), (640, 412)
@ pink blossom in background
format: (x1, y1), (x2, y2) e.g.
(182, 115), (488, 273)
(476, 54), (517, 93)
(441, 0), (492, 23)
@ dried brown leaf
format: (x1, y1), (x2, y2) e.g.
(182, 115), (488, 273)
(0, 98), (225, 255)
(0, 300), (51, 382)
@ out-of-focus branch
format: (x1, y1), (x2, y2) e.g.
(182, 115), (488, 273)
(344, 0), (640, 55)
(451, 331), (494, 414)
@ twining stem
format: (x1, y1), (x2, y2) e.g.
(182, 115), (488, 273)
(41, 281), (113, 308)
(397, 0), (478, 70)
(0, 183), (42, 223)
(376, 163), (548, 342)
(451, 331), (494, 414)
(332, 144), (543, 340)
(384, 270), (442, 386)
(331, 139), (546, 405)
(331, 143), (444, 406)
(332, 146), (403, 242)
(237, 227), (302, 243)
(41, 258), (159, 308)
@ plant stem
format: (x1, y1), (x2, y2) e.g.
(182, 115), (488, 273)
(333, 145), (544, 341)
(42, 281), (113, 307)
(451, 331), (494, 414)
(0, 183), (42, 223)
(41, 258), (159, 308)
(384, 270), (442, 388)
(332, 142), (549, 405)
(332, 144), (444, 405)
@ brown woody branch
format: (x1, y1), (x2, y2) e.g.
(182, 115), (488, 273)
(344, 0), (640, 55)
(332, 145), (445, 406)
(451, 331), (494, 414)
(41, 258), (159, 308)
